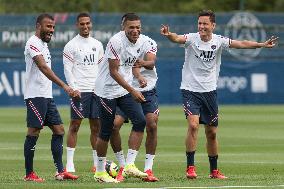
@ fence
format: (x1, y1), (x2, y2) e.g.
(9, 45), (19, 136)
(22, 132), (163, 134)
(0, 12), (283, 106)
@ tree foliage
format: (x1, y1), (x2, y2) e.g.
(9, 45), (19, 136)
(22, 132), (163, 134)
(0, 0), (283, 14)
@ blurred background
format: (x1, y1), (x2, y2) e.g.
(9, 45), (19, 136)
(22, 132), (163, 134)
(0, 0), (283, 106)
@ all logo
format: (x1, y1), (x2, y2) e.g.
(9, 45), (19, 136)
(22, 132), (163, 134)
(224, 12), (266, 63)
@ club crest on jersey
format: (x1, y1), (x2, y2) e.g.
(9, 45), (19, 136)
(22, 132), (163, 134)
(137, 48), (140, 53)
(92, 47), (96, 51)
(211, 45), (216, 50)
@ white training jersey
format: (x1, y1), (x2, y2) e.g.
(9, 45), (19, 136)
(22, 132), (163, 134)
(24, 35), (52, 99)
(95, 31), (157, 99)
(181, 32), (231, 92)
(63, 34), (104, 92)
(132, 38), (158, 92)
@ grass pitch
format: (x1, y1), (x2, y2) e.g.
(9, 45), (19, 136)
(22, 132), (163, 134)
(0, 105), (284, 189)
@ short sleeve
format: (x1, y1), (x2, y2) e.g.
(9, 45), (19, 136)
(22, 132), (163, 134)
(184, 33), (195, 47)
(144, 39), (157, 55)
(27, 40), (42, 58)
(219, 35), (232, 50)
(105, 37), (121, 60)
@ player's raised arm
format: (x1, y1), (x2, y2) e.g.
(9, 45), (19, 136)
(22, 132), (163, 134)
(160, 24), (186, 44)
(230, 36), (279, 49)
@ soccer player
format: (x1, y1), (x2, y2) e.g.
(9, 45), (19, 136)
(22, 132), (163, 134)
(23, 13), (79, 182)
(63, 13), (104, 173)
(94, 13), (157, 183)
(160, 10), (278, 179)
(109, 40), (159, 182)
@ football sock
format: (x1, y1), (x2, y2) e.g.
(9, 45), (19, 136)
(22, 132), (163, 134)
(97, 157), (106, 172)
(115, 150), (126, 167)
(92, 150), (97, 167)
(126, 149), (138, 165)
(208, 155), (218, 172)
(144, 154), (155, 172)
(24, 135), (38, 175)
(51, 134), (64, 173)
(186, 151), (195, 167)
(66, 147), (75, 166)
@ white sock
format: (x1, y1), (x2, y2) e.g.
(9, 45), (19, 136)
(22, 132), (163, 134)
(66, 147), (75, 165)
(92, 150), (97, 167)
(144, 154), (155, 172)
(115, 150), (126, 167)
(97, 157), (106, 172)
(126, 149), (138, 165)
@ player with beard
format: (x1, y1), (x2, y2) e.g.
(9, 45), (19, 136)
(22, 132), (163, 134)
(23, 13), (79, 182)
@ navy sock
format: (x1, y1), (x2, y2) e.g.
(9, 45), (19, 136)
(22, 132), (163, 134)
(208, 155), (218, 172)
(24, 135), (38, 176)
(51, 134), (64, 173)
(186, 151), (195, 167)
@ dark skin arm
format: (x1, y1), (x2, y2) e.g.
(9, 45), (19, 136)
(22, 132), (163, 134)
(132, 52), (157, 88)
(33, 54), (79, 97)
(109, 58), (145, 102)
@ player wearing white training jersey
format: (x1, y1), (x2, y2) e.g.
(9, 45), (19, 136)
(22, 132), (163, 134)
(23, 13), (79, 182)
(109, 32), (159, 182)
(63, 13), (104, 174)
(94, 13), (158, 183)
(161, 10), (278, 179)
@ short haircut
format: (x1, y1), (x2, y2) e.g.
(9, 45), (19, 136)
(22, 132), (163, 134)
(36, 13), (54, 25)
(198, 10), (215, 23)
(77, 12), (91, 22)
(121, 13), (140, 26)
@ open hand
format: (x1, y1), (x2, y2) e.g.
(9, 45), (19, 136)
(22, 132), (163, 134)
(264, 36), (279, 48)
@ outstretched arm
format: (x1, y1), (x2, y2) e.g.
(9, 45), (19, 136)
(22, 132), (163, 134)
(230, 36), (278, 49)
(160, 24), (186, 44)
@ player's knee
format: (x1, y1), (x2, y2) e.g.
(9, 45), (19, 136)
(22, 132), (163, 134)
(90, 125), (99, 134)
(52, 125), (65, 135)
(69, 124), (80, 133)
(206, 129), (217, 141)
(189, 122), (199, 131)
(146, 121), (157, 134)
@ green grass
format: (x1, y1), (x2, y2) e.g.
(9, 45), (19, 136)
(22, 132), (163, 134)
(0, 105), (284, 189)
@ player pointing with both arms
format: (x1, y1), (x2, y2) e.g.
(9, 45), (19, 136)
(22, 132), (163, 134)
(161, 10), (278, 179)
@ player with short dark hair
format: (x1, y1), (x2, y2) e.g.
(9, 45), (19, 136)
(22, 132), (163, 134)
(161, 9), (278, 179)
(109, 13), (159, 181)
(94, 13), (158, 183)
(63, 12), (104, 174)
(23, 13), (79, 182)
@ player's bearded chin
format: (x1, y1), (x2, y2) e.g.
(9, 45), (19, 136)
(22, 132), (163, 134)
(40, 30), (51, 43)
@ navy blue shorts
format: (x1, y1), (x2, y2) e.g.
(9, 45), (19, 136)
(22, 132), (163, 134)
(70, 92), (99, 119)
(96, 93), (146, 141)
(181, 89), (218, 126)
(25, 97), (63, 128)
(116, 88), (159, 119)
(141, 88), (159, 115)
